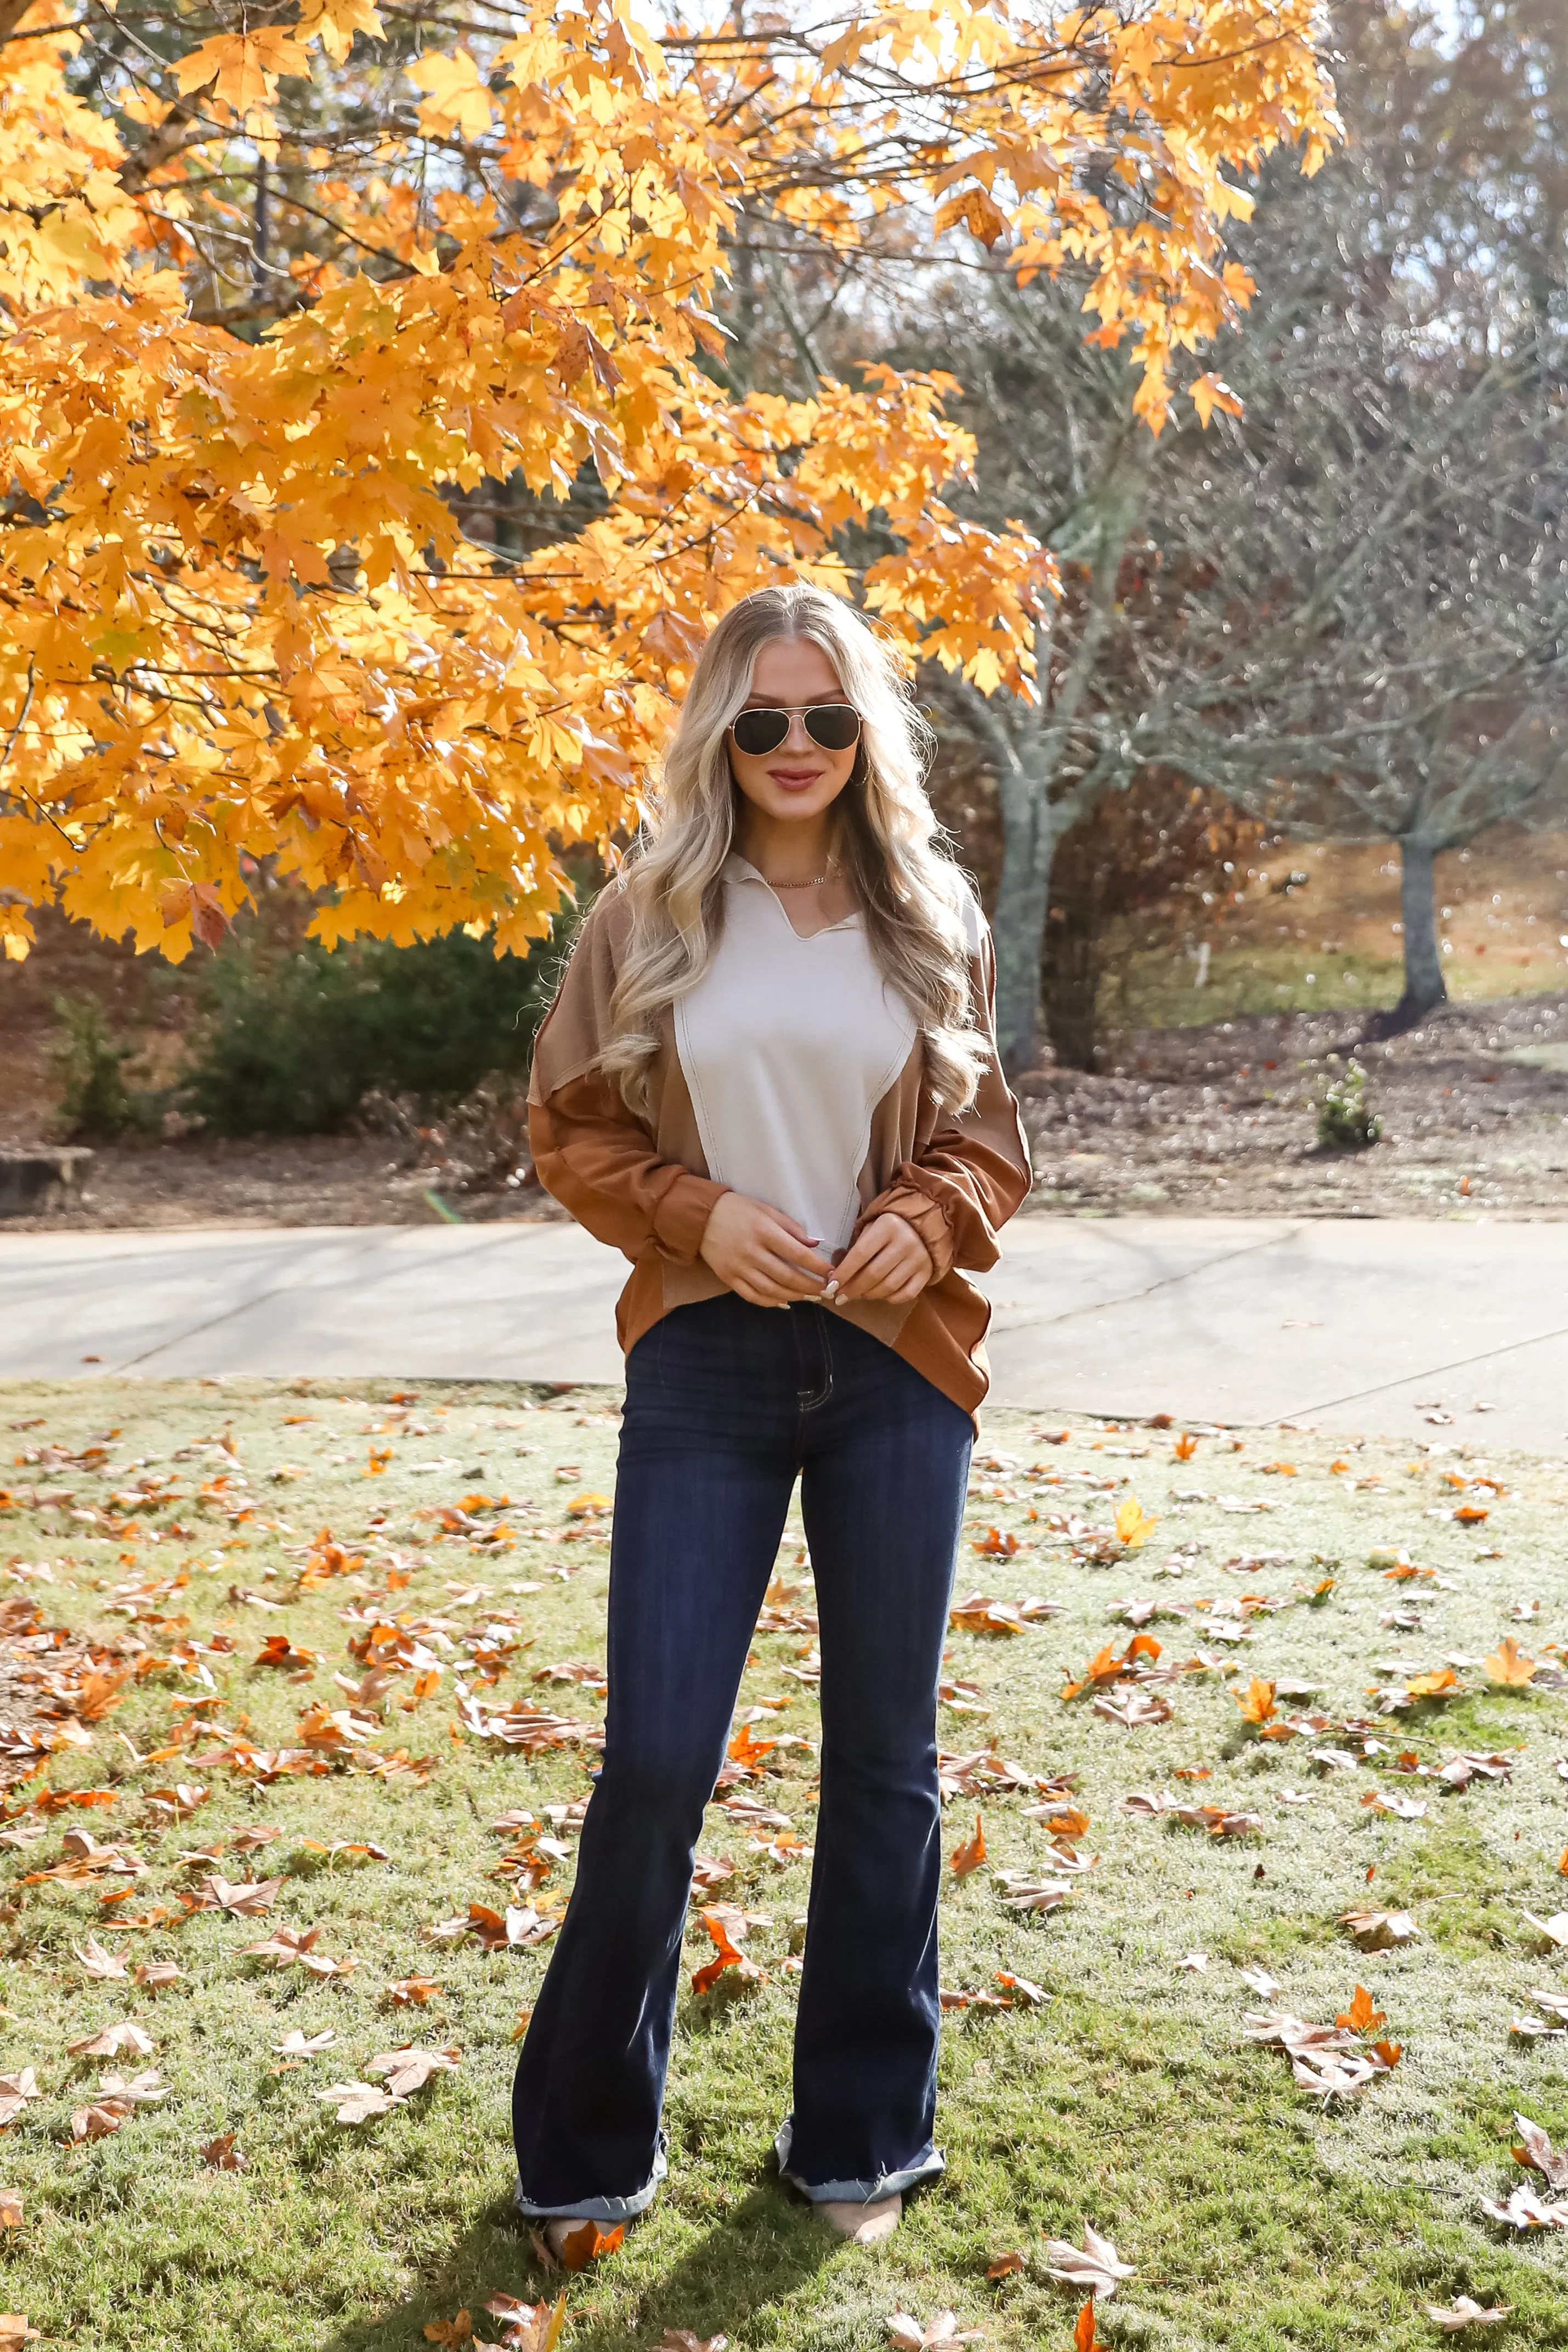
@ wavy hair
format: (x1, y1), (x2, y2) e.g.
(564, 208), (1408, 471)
(601, 582), (987, 1117)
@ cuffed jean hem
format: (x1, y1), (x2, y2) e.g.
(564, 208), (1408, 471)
(773, 2117), (945, 2204)
(513, 2136), (666, 2224)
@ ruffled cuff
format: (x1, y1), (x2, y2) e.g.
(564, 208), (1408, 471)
(649, 1168), (731, 1267)
(853, 1175), (955, 1282)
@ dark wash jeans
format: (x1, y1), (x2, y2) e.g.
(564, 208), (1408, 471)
(511, 1292), (973, 2219)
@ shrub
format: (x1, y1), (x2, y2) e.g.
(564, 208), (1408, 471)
(179, 915), (578, 1138)
(46, 993), (153, 1139)
(1315, 1057), (1383, 1151)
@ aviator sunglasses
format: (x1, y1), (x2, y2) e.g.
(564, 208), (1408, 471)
(729, 702), (863, 757)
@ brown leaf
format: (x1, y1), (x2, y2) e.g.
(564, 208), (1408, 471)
(191, 1875), (282, 1917)
(72, 1935), (128, 1981)
(1339, 1907), (1420, 1950)
(986, 2251), (1026, 2278)
(199, 2130), (248, 2170)
(0, 2073), (39, 2128)
(365, 2045), (460, 2097)
(133, 1961), (183, 1994)
(0, 2195), (19, 2230)
(482, 2292), (567, 2350)
(314, 2081), (399, 2124)
(1042, 2225), (1137, 2300)
(1512, 2112), (1568, 2190)
(67, 2021), (154, 2060)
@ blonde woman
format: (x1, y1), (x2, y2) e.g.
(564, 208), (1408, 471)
(512, 581), (1031, 2252)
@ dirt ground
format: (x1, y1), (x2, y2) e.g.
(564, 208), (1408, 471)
(1023, 991), (1568, 1219)
(7, 832), (1568, 1230)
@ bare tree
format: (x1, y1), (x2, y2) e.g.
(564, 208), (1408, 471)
(1130, 0), (1568, 1031)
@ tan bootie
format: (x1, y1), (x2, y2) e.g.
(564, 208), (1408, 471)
(818, 2192), (902, 2243)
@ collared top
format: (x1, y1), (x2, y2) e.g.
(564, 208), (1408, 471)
(525, 863), (1032, 1421)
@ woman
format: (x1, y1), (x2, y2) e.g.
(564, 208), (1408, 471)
(512, 580), (1031, 2252)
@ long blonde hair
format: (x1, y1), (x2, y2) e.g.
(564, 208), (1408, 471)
(601, 582), (987, 1116)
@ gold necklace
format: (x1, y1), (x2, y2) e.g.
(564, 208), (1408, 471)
(762, 860), (837, 890)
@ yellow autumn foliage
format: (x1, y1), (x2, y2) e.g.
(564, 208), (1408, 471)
(0, 0), (1339, 958)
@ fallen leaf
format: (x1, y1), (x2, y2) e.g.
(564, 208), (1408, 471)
(72, 1936), (128, 1981)
(1236, 1677), (1277, 1726)
(1116, 1497), (1158, 1549)
(189, 1875), (282, 1918)
(535, 2219), (624, 2272)
(986, 2251), (1026, 2278)
(199, 2130), (248, 2170)
(1484, 1637), (1537, 1688)
(314, 2081), (399, 2124)
(274, 2029), (336, 2056)
(1336, 1986), (1386, 2036)
(0, 2321), (37, 2346)
(993, 1870), (1072, 1914)
(1422, 2297), (1513, 2331)
(0, 2074), (39, 2128)
(654, 2333), (729, 2352)
(1176, 1952), (1209, 1972)
(1521, 1910), (1568, 1948)
(1480, 2183), (1568, 2229)
(133, 1961), (182, 1994)
(950, 1814), (987, 1878)
(482, 2297), (567, 2352)
(67, 2021), (154, 2060)
(386, 1977), (444, 2007)
(1041, 2224), (1136, 2299)
(1239, 1965), (1282, 1998)
(1339, 1908), (1420, 1950)
(365, 2045), (460, 2096)
(1512, 2112), (1568, 2189)
(884, 2315), (984, 2350)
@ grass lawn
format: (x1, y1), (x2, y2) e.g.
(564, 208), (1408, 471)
(2, 1376), (1567, 2350)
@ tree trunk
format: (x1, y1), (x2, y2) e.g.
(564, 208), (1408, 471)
(1366, 835), (1448, 1037)
(991, 770), (1059, 1071)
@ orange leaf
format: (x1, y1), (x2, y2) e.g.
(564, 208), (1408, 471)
(950, 1813), (987, 1878)
(1075, 2302), (1101, 2352)
(1484, 1637), (1536, 1687)
(1236, 1677), (1277, 1726)
(557, 2219), (622, 2271)
(1335, 1984), (1386, 2035)
(1172, 1433), (1198, 1460)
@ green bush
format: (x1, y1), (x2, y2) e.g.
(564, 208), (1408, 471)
(178, 916), (577, 1137)
(46, 993), (153, 1140)
(1315, 1056), (1383, 1151)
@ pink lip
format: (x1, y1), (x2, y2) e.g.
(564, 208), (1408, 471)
(769, 766), (822, 790)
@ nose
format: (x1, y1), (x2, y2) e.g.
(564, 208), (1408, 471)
(780, 710), (814, 752)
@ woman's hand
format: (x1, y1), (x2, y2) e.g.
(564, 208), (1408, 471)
(830, 1212), (934, 1304)
(699, 1192), (835, 1308)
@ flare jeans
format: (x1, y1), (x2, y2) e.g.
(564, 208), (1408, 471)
(511, 1291), (973, 2218)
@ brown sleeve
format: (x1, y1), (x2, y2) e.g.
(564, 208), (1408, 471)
(529, 1074), (729, 1267)
(853, 923), (1032, 1276)
(526, 886), (729, 1265)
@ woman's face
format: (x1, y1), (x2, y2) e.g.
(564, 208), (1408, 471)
(726, 637), (859, 828)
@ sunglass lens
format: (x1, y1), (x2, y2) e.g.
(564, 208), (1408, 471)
(731, 709), (790, 755)
(805, 704), (862, 751)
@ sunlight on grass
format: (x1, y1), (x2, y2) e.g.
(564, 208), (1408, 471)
(0, 1381), (1565, 2348)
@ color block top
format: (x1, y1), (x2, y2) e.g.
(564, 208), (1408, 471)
(525, 862), (1032, 1420)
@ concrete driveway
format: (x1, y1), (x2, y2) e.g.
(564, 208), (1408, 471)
(1, 1214), (1563, 1453)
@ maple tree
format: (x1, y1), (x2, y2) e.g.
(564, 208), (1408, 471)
(0, 0), (1337, 964)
